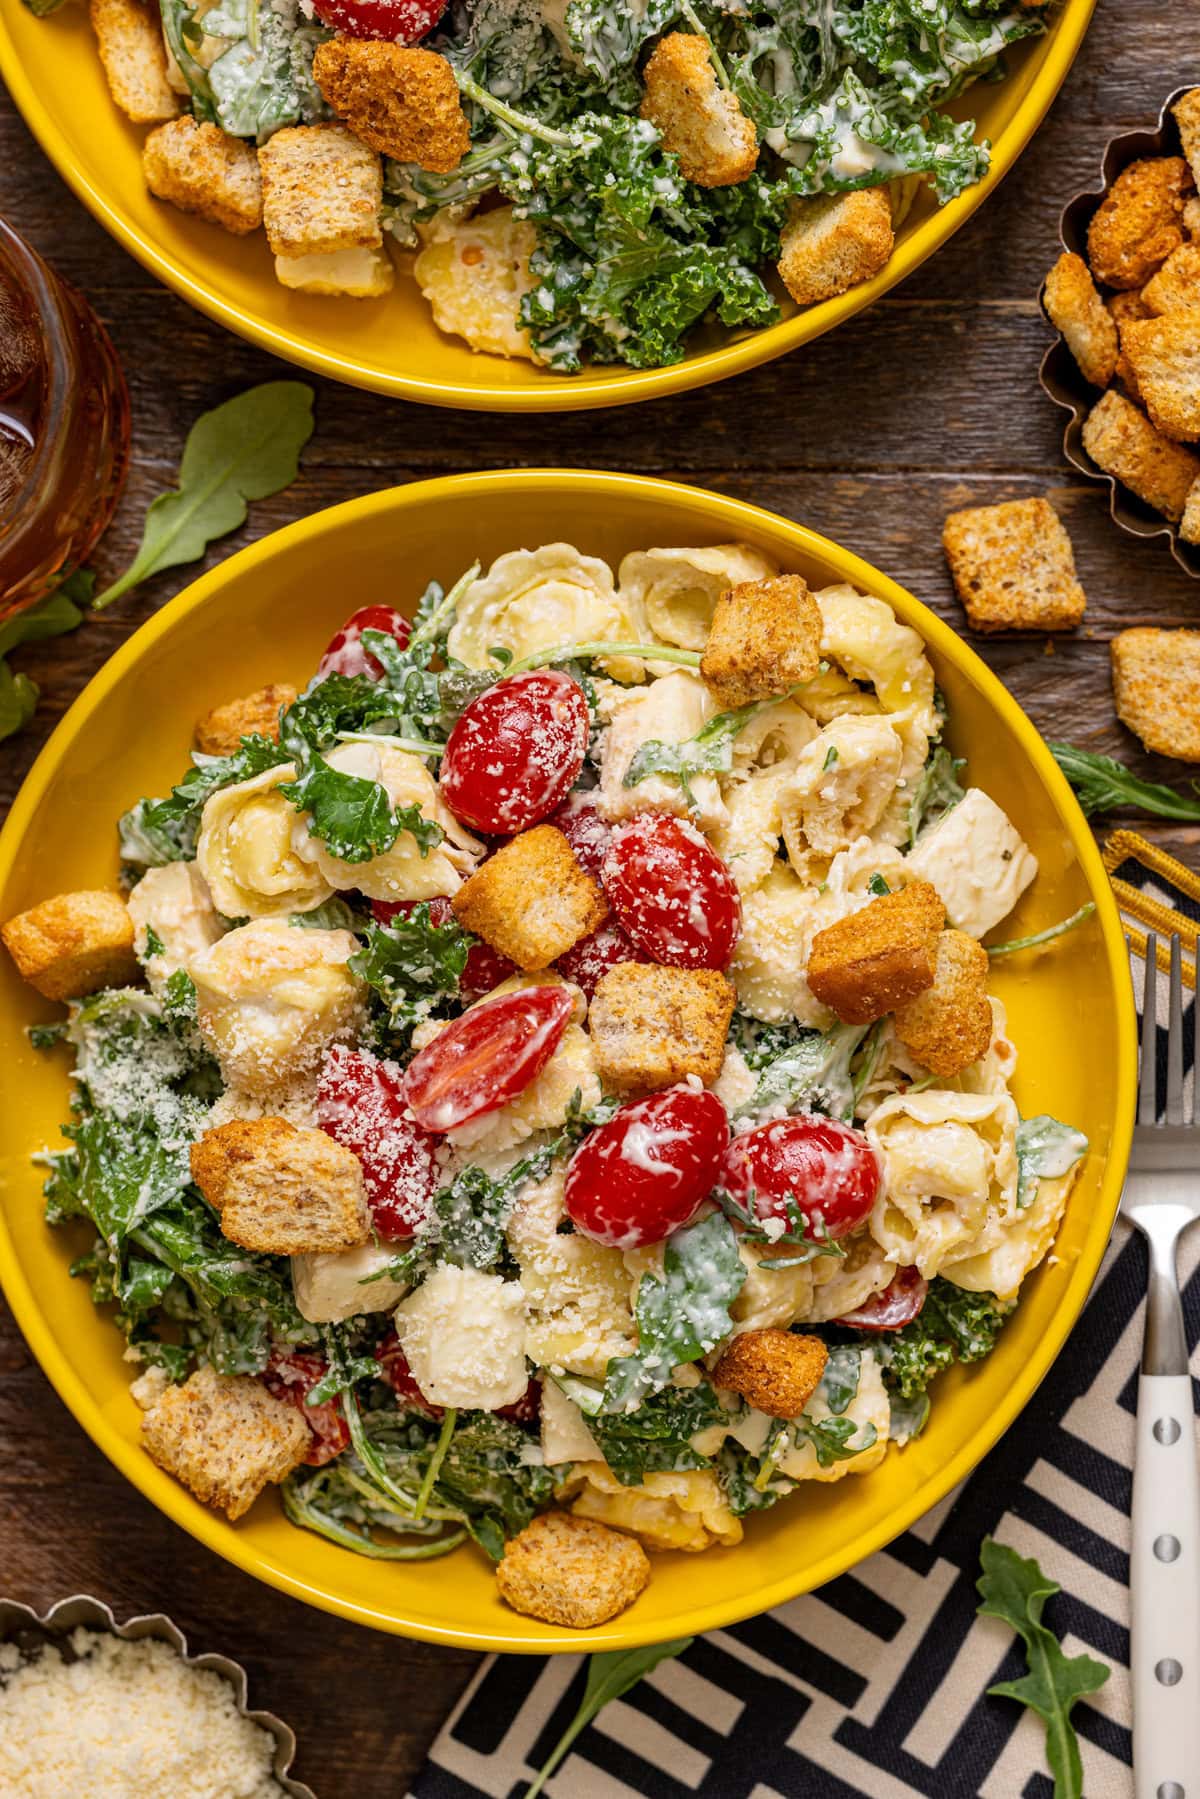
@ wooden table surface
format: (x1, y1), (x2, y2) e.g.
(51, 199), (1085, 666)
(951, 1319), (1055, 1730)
(0, 4), (1193, 1790)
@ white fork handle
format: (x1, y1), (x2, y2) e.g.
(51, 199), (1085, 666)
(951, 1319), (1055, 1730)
(1133, 1373), (1200, 1797)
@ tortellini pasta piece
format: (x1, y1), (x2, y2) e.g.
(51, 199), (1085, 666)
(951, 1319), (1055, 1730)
(796, 1230), (898, 1323)
(776, 1350), (890, 1484)
(780, 715), (904, 873)
(730, 862), (827, 1025)
(295, 741), (482, 902)
(866, 1089), (1020, 1279)
(730, 697), (818, 775)
(196, 763), (333, 919)
(944, 1167), (1079, 1302)
(815, 584), (938, 733)
(508, 1168), (636, 1379)
(616, 543), (778, 651)
(446, 544), (640, 680)
(727, 1239), (819, 1334)
(412, 206), (539, 361)
(394, 1265), (529, 1410)
(126, 862), (223, 990)
(598, 670), (727, 831)
(710, 768), (788, 895)
(567, 1464), (743, 1550)
(190, 919), (366, 1098)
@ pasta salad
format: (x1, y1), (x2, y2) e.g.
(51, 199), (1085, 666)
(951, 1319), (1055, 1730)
(3, 544), (1090, 1629)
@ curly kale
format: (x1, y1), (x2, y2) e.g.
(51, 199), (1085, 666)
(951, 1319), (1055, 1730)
(873, 1278), (1011, 1401)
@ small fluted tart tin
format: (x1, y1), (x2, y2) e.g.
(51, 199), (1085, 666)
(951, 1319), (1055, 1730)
(1039, 85), (1200, 579)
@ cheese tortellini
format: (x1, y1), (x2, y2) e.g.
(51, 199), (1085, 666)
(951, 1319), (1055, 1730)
(126, 862), (223, 990)
(866, 1089), (1020, 1280)
(508, 1168), (636, 1378)
(412, 206), (539, 362)
(196, 763), (333, 919)
(616, 543), (778, 651)
(781, 715), (904, 873)
(568, 1464), (743, 1551)
(598, 670), (727, 830)
(447, 544), (640, 677)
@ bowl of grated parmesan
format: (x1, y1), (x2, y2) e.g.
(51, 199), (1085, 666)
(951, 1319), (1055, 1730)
(0, 1595), (315, 1799)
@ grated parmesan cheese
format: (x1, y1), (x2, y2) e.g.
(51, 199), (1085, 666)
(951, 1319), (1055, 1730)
(0, 1628), (289, 1798)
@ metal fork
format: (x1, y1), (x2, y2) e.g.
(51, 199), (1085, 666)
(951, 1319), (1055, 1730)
(1124, 932), (1200, 1798)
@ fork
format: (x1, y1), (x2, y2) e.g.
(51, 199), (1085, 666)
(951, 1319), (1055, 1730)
(1124, 932), (1200, 1798)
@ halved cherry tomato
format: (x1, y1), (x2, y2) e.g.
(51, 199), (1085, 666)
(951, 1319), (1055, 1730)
(374, 1333), (444, 1417)
(564, 1086), (730, 1249)
(310, 0), (446, 41)
(371, 897), (515, 997)
(554, 923), (651, 1000)
(262, 1350), (350, 1466)
(548, 793), (611, 878)
(439, 670), (590, 835)
(317, 1044), (438, 1240)
(603, 814), (741, 969)
(835, 1266), (928, 1331)
(401, 984), (574, 1131)
(497, 1377), (542, 1424)
(719, 1114), (881, 1243)
(317, 604), (411, 680)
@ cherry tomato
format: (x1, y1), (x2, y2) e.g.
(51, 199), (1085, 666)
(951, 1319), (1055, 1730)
(402, 984), (574, 1131)
(371, 897), (515, 997)
(564, 1086), (730, 1249)
(554, 923), (651, 1001)
(603, 814), (741, 969)
(262, 1351), (350, 1466)
(439, 671), (590, 835)
(374, 1334), (443, 1418)
(317, 604), (411, 680)
(317, 1044), (438, 1240)
(548, 793), (611, 879)
(497, 1378), (542, 1424)
(719, 1114), (881, 1243)
(310, 0), (446, 41)
(834, 1266), (928, 1331)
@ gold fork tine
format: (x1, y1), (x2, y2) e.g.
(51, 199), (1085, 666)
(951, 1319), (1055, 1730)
(1167, 934), (1186, 1126)
(1140, 932), (1158, 1124)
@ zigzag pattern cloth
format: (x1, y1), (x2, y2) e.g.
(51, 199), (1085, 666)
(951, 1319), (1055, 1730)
(412, 834), (1199, 1799)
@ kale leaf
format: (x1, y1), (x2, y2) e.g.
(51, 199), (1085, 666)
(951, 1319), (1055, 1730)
(349, 905), (471, 1046)
(731, 1016), (868, 1122)
(795, 1413), (877, 1469)
(588, 1381), (726, 1484)
(135, 736), (289, 854)
(603, 1212), (747, 1413)
(873, 1277), (1010, 1400)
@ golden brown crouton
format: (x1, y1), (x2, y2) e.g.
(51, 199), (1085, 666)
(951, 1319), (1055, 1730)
(589, 963), (736, 1092)
(1140, 243), (1200, 315)
(451, 827), (607, 971)
(1182, 476), (1200, 546)
(141, 1364), (309, 1521)
(712, 1329), (828, 1419)
(700, 574), (823, 709)
(258, 123), (382, 259)
(2, 891), (138, 1001)
(1043, 251), (1118, 388)
(90, 0), (179, 123)
(312, 41), (469, 174)
(1120, 311), (1200, 442)
(1087, 157), (1193, 290)
(1080, 389), (1200, 521)
(807, 881), (945, 1025)
(194, 684), (297, 757)
(1111, 628), (1200, 762)
(1185, 196), (1200, 241)
(1175, 89), (1200, 189)
(496, 1511), (650, 1627)
(640, 34), (758, 189)
(1110, 290), (1151, 399)
(778, 188), (894, 308)
(894, 929), (992, 1078)
(190, 1117), (371, 1255)
(941, 497), (1086, 634)
(142, 117), (262, 236)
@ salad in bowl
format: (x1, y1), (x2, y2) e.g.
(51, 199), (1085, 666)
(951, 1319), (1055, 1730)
(2, 540), (1092, 1631)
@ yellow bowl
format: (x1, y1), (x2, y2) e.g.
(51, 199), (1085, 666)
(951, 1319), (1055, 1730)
(0, 471), (1135, 1650)
(0, 0), (1094, 410)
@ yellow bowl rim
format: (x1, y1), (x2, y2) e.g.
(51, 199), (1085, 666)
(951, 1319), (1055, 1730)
(0, 469), (1136, 1649)
(0, 1), (1095, 411)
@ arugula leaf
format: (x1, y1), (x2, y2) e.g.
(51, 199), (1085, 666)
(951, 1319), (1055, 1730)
(795, 1413), (877, 1469)
(349, 906), (471, 1045)
(977, 1538), (1109, 1799)
(1051, 742), (1200, 821)
(716, 1186), (845, 1269)
(888, 1389), (931, 1446)
(526, 1638), (694, 1799)
(588, 1381), (726, 1484)
(818, 1345), (863, 1415)
(603, 1212), (747, 1413)
(0, 659), (39, 740)
(93, 383), (315, 609)
(987, 904), (1096, 959)
(1015, 1116), (1088, 1209)
(0, 577), (88, 741)
(874, 1278), (1010, 1400)
(907, 743), (967, 845)
(623, 696), (777, 809)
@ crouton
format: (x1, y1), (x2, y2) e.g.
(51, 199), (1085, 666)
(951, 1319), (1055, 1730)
(258, 124), (382, 259)
(1140, 243), (1200, 315)
(1080, 389), (1200, 520)
(1043, 251), (1118, 388)
(2, 890), (138, 1001)
(1182, 476), (1200, 545)
(639, 34), (758, 189)
(700, 574), (823, 709)
(1087, 157), (1193, 290)
(1110, 290), (1151, 399)
(451, 827), (607, 971)
(1174, 89), (1200, 189)
(589, 963), (736, 1092)
(941, 497), (1086, 634)
(893, 929), (992, 1078)
(1111, 628), (1200, 762)
(142, 117), (262, 236)
(312, 41), (469, 174)
(712, 1329), (828, 1419)
(190, 1117), (371, 1255)
(413, 207), (538, 360)
(274, 245), (395, 299)
(496, 1511), (650, 1627)
(141, 1363), (309, 1521)
(194, 684), (296, 757)
(1120, 311), (1200, 441)
(1185, 196), (1200, 241)
(807, 880), (945, 1025)
(778, 188), (893, 308)
(90, 0), (179, 123)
